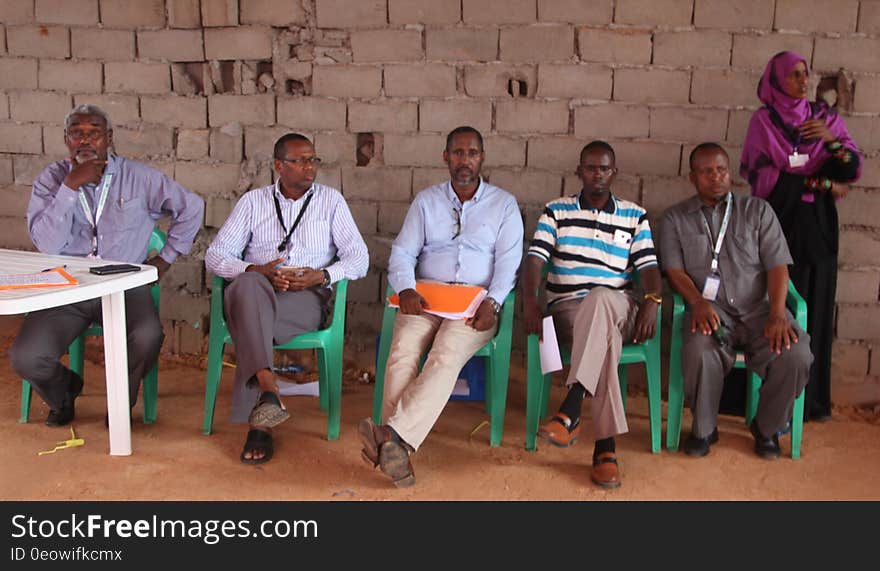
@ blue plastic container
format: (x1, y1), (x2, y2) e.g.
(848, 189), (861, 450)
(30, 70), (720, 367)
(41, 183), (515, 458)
(448, 357), (486, 402)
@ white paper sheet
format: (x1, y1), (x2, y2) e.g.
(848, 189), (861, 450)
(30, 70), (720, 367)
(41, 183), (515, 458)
(540, 315), (563, 375)
(451, 377), (471, 397)
(276, 380), (320, 397)
(0, 268), (75, 288)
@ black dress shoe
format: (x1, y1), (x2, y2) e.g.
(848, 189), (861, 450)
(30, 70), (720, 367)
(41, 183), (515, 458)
(749, 420), (781, 460)
(45, 371), (84, 427)
(683, 427), (719, 457)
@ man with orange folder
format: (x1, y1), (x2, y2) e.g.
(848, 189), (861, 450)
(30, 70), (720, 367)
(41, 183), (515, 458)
(359, 126), (523, 487)
(522, 141), (663, 489)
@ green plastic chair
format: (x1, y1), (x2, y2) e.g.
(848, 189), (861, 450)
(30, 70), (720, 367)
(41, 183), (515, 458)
(372, 285), (516, 448)
(666, 280), (807, 459)
(19, 228), (166, 424)
(201, 275), (349, 440)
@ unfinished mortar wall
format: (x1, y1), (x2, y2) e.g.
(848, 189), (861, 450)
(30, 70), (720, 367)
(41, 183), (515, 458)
(1, 0), (879, 405)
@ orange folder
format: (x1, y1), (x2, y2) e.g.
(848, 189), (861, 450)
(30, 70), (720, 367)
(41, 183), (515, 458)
(388, 281), (487, 319)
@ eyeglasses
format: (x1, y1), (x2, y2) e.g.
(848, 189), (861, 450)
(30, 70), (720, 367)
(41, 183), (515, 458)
(448, 149), (482, 160)
(65, 129), (106, 143)
(452, 207), (461, 239)
(278, 156), (323, 167)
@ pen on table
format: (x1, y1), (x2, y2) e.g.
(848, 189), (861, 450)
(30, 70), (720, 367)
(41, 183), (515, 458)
(41, 265), (68, 273)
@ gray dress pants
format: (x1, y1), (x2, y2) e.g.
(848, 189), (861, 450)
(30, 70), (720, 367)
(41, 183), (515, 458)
(223, 272), (327, 423)
(9, 285), (163, 411)
(681, 304), (813, 438)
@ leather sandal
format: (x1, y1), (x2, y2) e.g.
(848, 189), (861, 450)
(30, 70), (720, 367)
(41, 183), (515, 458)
(248, 391), (290, 428)
(358, 418), (416, 488)
(358, 418), (381, 468)
(537, 412), (581, 447)
(240, 429), (273, 465)
(590, 452), (621, 489)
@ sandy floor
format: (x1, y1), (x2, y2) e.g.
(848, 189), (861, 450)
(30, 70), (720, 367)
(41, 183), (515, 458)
(1, 334), (879, 502)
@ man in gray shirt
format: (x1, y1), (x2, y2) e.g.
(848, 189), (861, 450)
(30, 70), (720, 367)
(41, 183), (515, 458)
(9, 104), (204, 427)
(659, 143), (812, 459)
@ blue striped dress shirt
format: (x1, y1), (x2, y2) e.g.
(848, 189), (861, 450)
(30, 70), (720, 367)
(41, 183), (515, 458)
(205, 181), (369, 284)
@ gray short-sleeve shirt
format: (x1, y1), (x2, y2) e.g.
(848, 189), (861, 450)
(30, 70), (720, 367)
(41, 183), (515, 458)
(659, 192), (792, 319)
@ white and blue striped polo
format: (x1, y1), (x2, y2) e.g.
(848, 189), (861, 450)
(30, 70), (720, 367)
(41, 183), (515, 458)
(528, 193), (657, 306)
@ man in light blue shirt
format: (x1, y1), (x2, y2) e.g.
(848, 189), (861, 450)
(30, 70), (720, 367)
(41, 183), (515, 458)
(359, 126), (523, 487)
(10, 104), (204, 428)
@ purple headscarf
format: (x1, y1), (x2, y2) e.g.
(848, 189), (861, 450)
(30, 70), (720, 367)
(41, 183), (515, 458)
(740, 51), (861, 200)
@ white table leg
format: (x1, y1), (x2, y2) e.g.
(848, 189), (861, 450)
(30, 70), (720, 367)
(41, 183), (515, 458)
(101, 290), (132, 456)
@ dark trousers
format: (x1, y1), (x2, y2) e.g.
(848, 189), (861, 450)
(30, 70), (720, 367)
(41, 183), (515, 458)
(789, 256), (837, 420)
(9, 285), (163, 411)
(223, 272), (327, 423)
(681, 305), (812, 438)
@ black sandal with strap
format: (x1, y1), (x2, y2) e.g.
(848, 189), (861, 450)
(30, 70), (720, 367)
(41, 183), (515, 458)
(240, 429), (273, 465)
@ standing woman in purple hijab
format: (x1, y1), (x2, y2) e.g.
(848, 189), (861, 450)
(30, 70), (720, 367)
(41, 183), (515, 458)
(741, 51), (862, 422)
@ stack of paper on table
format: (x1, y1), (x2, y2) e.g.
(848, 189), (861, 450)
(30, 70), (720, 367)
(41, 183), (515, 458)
(0, 267), (78, 290)
(388, 281), (488, 319)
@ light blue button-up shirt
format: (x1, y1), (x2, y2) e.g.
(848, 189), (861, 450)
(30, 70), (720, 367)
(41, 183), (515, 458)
(388, 179), (524, 305)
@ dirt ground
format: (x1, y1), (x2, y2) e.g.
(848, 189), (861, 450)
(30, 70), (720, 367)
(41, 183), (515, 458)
(1, 328), (879, 502)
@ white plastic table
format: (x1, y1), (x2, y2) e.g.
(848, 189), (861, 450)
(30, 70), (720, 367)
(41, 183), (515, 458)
(0, 249), (158, 456)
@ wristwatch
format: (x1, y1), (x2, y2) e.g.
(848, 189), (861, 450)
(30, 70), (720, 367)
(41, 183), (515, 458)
(643, 292), (662, 305)
(321, 269), (331, 287)
(487, 297), (502, 315)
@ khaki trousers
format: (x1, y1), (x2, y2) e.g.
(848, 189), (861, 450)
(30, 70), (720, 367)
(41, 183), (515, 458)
(383, 312), (496, 450)
(551, 287), (637, 440)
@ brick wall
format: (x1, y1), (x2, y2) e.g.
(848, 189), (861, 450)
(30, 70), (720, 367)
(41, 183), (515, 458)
(1, 0), (879, 406)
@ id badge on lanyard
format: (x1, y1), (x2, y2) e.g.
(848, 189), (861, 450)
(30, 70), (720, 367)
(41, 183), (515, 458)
(788, 150), (809, 168)
(702, 272), (721, 301)
(701, 194), (732, 301)
(78, 172), (113, 259)
(788, 129), (809, 168)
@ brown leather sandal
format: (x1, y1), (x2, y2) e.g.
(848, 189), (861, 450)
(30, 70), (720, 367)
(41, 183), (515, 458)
(358, 418), (416, 488)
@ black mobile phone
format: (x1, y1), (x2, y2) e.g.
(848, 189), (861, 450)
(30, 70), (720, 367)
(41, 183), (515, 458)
(89, 264), (142, 275)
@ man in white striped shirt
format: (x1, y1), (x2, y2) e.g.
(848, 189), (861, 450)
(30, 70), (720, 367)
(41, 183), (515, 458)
(521, 141), (662, 489)
(205, 133), (368, 464)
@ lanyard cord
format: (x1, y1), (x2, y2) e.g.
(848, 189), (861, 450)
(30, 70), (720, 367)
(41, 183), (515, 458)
(702, 192), (733, 273)
(273, 189), (314, 253)
(78, 172), (113, 256)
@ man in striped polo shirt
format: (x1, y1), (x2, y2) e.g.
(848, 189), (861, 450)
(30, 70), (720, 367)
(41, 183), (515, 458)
(522, 141), (662, 489)
(205, 133), (369, 464)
